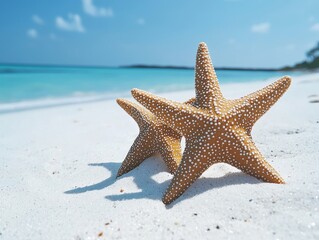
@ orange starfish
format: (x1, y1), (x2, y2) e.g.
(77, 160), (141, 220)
(132, 42), (291, 204)
(116, 99), (192, 177)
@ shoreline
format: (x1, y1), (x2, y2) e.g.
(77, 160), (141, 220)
(0, 62), (304, 71)
(0, 72), (318, 239)
(0, 71), (313, 114)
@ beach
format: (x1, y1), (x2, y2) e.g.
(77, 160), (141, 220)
(0, 72), (318, 239)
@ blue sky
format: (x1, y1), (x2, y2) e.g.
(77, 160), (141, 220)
(1, 0), (319, 68)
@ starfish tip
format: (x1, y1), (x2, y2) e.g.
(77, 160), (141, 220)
(162, 196), (171, 205)
(116, 98), (132, 112)
(131, 88), (139, 92)
(116, 170), (123, 178)
(277, 178), (286, 184)
(283, 75), (292, 85)
(198, 42), (207, 48)
(277, 75), (292, 91)
(116, 98), (126, 105)
(131, 88), (150, 102)
(131, 88), (141, 97)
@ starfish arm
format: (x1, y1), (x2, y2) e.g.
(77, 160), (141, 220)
(230, 76), (291, 131)
(131, 88), (203, 136)
(224, 128), (285, 184)
(162, 140), (211, 205)
(158, 136), (182, 174)
(116, 98), (155, 130)
(117, 132), (155, 178)
(194, 42), (224, 114)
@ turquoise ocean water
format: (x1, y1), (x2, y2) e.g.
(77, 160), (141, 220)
(0, 64), (297, 112)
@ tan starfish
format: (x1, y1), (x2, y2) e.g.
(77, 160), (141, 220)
(131, 42), (291, 204)
(116, 98), (194, 177)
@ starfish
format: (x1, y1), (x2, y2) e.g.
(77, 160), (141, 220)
(131, 42), (292, 204)
(116, 98), (193, 177)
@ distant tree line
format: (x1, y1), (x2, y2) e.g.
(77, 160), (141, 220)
(307, 42), (319, 60)
(282, 41), (319, 70)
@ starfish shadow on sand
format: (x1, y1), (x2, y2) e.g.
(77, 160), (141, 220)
(105, 156), (172, 201)
(64, 162), (121, 194)
(64, 156), (169, 195)
(103, 157), (261, 205)
(165, 171), (260, 208)
(64, 156), (261, 204)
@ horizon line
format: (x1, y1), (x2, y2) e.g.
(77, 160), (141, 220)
(0, 62), (290, 72)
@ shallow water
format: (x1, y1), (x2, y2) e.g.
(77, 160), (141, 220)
(0, 64), (298, 112)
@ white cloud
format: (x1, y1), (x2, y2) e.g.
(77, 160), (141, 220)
(27, 29), (38, 39)
(56, 14), (85, 33)
(310, 23), (319, 31)
(82, 0), (113, 17)
(32, 15), (44, 25)
(251, 22), (270, 33)
(137, 18), (145, 25)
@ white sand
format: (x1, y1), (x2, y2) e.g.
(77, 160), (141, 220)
(1, 73), (319, 240)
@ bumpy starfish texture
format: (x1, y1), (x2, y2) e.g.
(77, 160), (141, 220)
(132, 42), (291, 205)
(116, 98), (190, 177)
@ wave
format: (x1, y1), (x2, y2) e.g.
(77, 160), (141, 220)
(0, 72), (297, 114)
(0, 83), (196, 114)
(0, 91), (131, 114)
